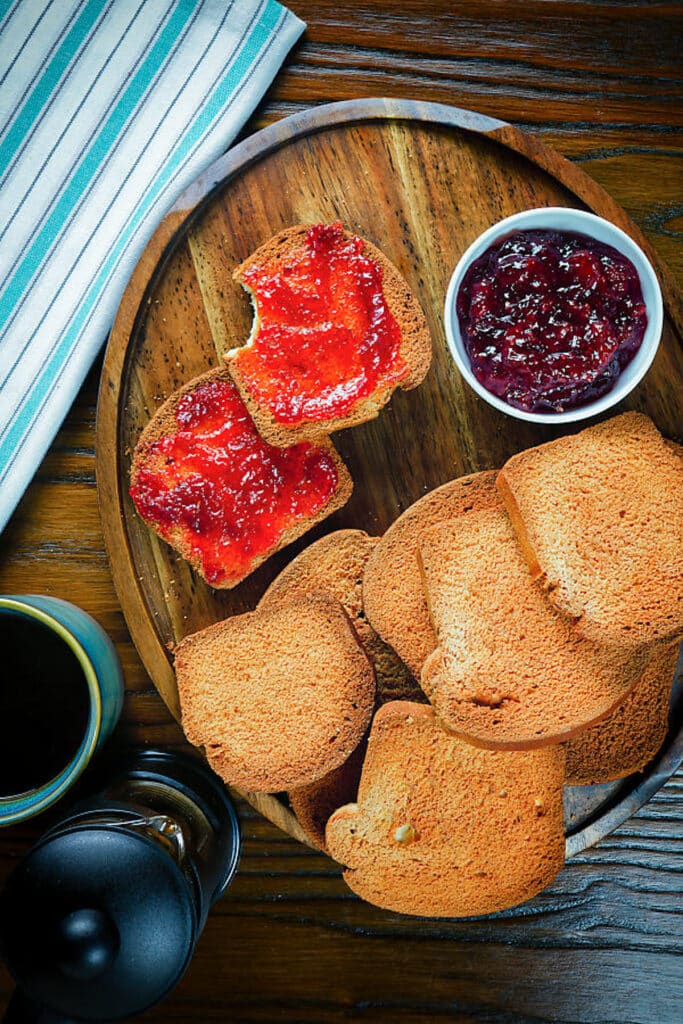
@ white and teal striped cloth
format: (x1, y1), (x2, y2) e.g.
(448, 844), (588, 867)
(0, 0), (304, 534)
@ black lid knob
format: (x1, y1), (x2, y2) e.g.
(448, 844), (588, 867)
(53, 909), (118, 981)
(0, 827), (196, 1021)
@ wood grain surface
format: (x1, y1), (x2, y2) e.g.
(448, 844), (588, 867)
(1, 3), (682, 1022)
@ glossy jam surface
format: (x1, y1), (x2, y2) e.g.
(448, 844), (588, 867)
(236, 222), (407, 424)
(456, 229), (647, 413)
(129, 378), (339, 586)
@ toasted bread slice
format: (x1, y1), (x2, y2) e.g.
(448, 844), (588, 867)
(419, 505), (647, 749)
(362, 472), (499, 676)
(226, 223), (432, 446)
(289, 738), (368, 854)
(497, 412), (683, 648)
(326, 702), (565, 918)
(259, 529), (420, 704)
(566, 639), (680, 785)
(175, 594), (375, 792)
(129, 367), (352, 589)
(259, 529), (421, 850)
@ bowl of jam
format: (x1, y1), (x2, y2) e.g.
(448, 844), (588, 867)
(444, 208), (663, 422)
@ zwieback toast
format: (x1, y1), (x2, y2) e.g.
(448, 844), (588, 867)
(496, 412), (683, 649)
(259, 529), (420, 704)
(129, 367), (352, 589)
(326, 702), (566, 918)
(418, 504), (648, 748)
(175, 594), (375, 792)
(226, 223), (432, 446)
(288, 739), (369, 855)
(566, 638), (681, 785)
(259, 528), (422, 851)
(362, 472), (499, 676)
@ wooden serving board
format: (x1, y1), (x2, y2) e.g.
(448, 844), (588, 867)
(97, 98), (683, 855)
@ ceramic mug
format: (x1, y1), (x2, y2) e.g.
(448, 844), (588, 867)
(0, 596), (124, 826)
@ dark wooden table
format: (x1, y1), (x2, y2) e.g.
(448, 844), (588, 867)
(1, 3), (681, 1021)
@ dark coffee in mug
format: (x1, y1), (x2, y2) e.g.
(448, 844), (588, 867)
(0, 614), (90, 795)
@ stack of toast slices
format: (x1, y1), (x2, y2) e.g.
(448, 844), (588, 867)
(172, 411), (682, 919)
(128, 224), (682, 919)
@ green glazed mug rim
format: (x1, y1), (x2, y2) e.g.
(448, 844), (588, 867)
(0, 597), (102, 824)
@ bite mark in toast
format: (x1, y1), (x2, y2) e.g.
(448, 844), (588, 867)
(226, 223), (432, 446)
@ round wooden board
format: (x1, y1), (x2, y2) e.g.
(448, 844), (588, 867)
(97, 98), (683, 856)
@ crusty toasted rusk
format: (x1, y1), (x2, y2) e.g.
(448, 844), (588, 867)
(129, 367), (352, 589)
(259, 529), (421, 704)
(418, 505), (647, 749)
(226, 223), (432, 446)
(497, 412), (683, 649)
(326, 702), (566, 918)
(362, 472), (499, 676)
(175, 594), (375, 792)
(566, 639), (681, 785)
(289, 738), (368, 853)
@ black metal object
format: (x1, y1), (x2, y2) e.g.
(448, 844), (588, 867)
(0, 750), (240, 1022)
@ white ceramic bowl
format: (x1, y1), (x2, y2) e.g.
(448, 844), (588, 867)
(443, 207), (663, 424)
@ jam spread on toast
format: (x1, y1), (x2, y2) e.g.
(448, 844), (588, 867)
(456, 229), (647, 413)
(235, 222), (407, 424)
(130, 377), (339, 586)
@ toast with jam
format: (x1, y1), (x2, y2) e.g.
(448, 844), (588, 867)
(129, 367), (352, 589)
(226, 222), (432, 446)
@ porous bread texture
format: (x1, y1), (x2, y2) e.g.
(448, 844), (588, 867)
(362, 472), (499, 676)
(130, 366), (353, 590)
(175, 593), (375, 792)
(289, 738), (368, 854)
(259, 529), (420, 704)
(325, 702), (566, 918)
(565, 638), (680, 785)
(497, 412), (683, 649)
(226, 224), (432, 446)
(418, 504), (647, 749)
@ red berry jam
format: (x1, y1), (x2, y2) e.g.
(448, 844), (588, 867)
(129, 376), (339, 586)
(456, 229), (647, 413)
(235, 222), (407, 425)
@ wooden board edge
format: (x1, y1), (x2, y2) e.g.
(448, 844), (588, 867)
(235, 789), (317, 849)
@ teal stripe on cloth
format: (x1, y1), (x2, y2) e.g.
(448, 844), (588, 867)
(0, 0), (105, 175)
(0, 0), (22, 32)
(0, 0), (194, 324)
(0, 0), (299, 487)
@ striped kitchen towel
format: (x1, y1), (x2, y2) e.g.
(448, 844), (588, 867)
(0, 0), (304, 534)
